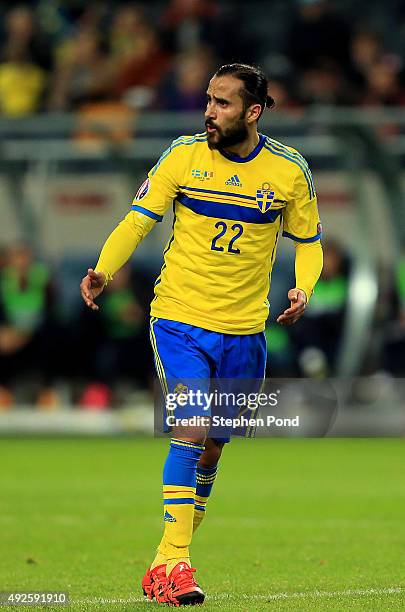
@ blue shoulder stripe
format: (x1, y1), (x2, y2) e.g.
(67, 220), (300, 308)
(264, 138), (315, 199)
(265, 138), (315, 197)
(151, 134), (207, 176)
(266, 137), (316, 197)
(266, 136), (313, 173)
(264, 143), (314, 199)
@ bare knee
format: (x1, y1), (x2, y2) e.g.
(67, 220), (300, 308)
(171, 424), (207, 446)
(199, 438), (224, 467)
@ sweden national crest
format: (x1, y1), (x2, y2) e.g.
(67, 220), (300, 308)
(256, 186), (275, 213)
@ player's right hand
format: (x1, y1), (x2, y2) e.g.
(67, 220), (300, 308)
(80, 268), (106, 311)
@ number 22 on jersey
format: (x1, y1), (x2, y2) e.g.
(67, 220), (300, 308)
(211, 221), (244, 254)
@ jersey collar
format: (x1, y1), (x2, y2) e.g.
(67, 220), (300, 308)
(218, 133), (265, 163)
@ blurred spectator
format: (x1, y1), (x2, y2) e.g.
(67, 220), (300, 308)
(77, 265), (153, 405)
(0, 244), (58, 404)
(297, 65), (353, 105)
(0, 246), (8, 407)
(0, 45), (46, 116)
(160, 0), (251, 64)
(382, 253), (405, 376)
(109, 5), (152, 59)
(265, 325), (297, 377)
(361, 58), (405, 107)
(0, 6), (52, 71)
(285, 0), (353, 78)
(158, 47), (213, 111)
(108, 5), (169, 105)
(289, 240), (349, 375)
(48, 29), (110, 111)
(160, 0), (218, 54)
(0, 7), (49, 116)
(266, 78), (301, 111)
(350, 30), (383, 85)
(0, 246), (7, 272)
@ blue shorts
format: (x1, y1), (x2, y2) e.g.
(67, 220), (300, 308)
(150, 317), (267, 442)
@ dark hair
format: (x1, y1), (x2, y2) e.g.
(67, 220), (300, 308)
(214, 63), (275, 118)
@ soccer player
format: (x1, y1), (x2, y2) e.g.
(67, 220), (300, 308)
(80, 63), (323, 606)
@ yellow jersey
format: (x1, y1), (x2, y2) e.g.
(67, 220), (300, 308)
(130, 132), (321, 335)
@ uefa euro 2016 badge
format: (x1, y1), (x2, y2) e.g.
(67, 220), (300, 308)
(256, 182), (275, 213)
(135, 178), (151, 201)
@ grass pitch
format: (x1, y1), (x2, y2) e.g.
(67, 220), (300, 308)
(1, 437), (404, 611)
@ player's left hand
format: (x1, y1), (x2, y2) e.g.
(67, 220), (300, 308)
(277, 288), (307, 325)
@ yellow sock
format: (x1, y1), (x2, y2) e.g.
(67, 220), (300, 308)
(150, 548), (167, 570)
(193, 496), (209, 532)
(160, 485), (195, 561)
(193, 465), (218, 532)
(156, 438), (204, 576)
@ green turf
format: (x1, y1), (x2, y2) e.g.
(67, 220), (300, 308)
(0, 437), (404, 611)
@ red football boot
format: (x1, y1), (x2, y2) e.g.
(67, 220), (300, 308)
(141, 564), (169, 603)
(166, 562), (205, 606)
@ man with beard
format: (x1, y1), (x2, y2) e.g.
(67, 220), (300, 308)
(80, 63), (323, 606)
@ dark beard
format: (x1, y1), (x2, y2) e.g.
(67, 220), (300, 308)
(206, 119), (248, 150)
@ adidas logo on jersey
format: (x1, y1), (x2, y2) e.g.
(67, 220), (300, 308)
(164, 510), (177, 523)
(225, 174), (242, 187)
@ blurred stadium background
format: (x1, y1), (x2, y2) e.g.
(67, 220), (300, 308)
(0, 0), (405, 434)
